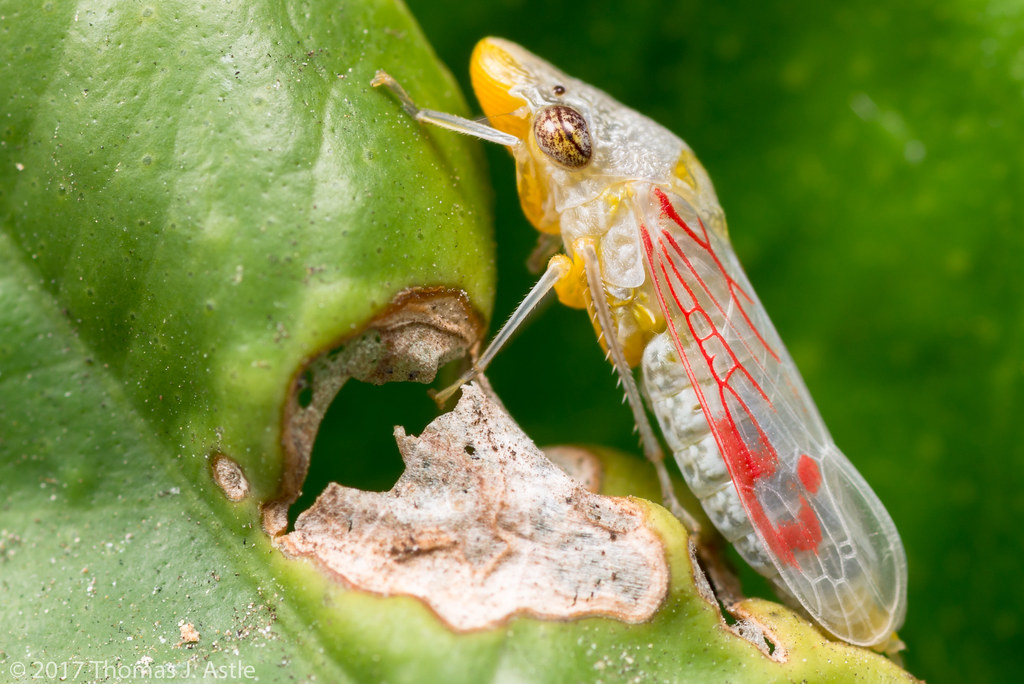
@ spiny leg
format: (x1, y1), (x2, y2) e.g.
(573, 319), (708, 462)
(578, 240), (701, 532)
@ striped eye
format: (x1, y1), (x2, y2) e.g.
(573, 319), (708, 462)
(532, 105), (592, 169)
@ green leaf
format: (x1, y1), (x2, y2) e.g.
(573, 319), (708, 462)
(1, 1), (919, 682)
(1, 0), (495, 501)
(2, 0), (494, 680)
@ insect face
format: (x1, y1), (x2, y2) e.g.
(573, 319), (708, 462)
(532, 105), (592, 170)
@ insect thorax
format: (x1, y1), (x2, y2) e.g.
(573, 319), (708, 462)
(554, 190), (667, 368)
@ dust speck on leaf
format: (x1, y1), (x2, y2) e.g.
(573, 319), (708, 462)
(177, 622), (200, 647)
(210, 453), (250, 502)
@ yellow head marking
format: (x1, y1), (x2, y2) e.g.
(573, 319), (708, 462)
(470, 38), (530, 141)
(516, 166), (558, 234)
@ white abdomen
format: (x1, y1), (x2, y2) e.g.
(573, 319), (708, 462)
(641, 332), (775, 577)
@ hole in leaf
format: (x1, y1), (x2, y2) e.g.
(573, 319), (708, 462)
(721, 601), (739, 626)
(289, 378), (439, 529)
(296, 369), (314, 408)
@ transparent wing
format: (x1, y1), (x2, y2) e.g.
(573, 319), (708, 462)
(635, 184), (907, 646)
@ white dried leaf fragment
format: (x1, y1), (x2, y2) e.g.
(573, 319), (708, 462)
(542, 445), (604, 492)
(281, 383), (668, 630)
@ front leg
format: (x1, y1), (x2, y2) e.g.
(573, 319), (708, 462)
(371, 71), (519, 147)
(433, 255), (572, 406)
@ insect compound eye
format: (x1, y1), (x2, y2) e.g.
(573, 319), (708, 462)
(532, 105), (592, 170)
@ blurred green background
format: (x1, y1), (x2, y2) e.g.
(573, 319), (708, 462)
(306, 1), (1024, 681)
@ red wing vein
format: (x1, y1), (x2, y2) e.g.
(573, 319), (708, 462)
(655, 187), (780, 365)
(641, 218), (823, 569)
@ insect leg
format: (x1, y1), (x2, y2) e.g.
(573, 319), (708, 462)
(578, 240), (700, 531)
(432, 256), (571, 406)
(526, 233), (564, 275)
(372, 71), (519, 147)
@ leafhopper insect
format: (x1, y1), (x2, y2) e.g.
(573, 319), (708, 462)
(373, 37), (907, 647)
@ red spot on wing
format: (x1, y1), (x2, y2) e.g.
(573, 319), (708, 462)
(798, 454), (822, 494)
(777, 497), (824, 553)
(715, 412), (818, 566)
(713, 417), (775, 483)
